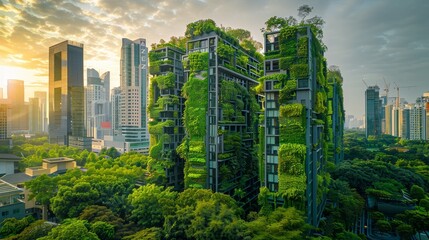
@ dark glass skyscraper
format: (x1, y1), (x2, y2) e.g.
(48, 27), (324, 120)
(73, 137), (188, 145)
(49, 40), (91, 150)
(365, 86), (381, 137)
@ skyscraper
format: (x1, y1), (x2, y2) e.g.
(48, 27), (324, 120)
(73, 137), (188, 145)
(28, 97), (41, 134)
(0, 99), (11, 148)
(148, 45), (185, 190)
(262, 25), (336, 226)
(49, 40), (91, 150)
(118, 38), (149, 153)
(111, 87), (121, 136)
(365, 86), (381, 137)
(410, 102), (424, 140)
(7, 79), (27, 132)
(86, 68), (110, 139)
(34, 91), (47, 133)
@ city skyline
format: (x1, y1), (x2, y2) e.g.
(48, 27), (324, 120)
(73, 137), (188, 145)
(1, 0), (429, 117)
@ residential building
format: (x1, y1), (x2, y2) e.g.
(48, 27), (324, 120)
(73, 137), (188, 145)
(7, 79), (28, 132)
(48, 40), (91, 150)
(181, 27), (261, 208)
(261, 25), (335, 226)
(148, 45), (185, 190)
(0, 154), (21, 175)
(0, 180), (25, 223)
(327, 66), (345, 164)
(118, 38), (150, 153)
(410, 103), (424, 140)
(365, 85), (381, 137)
(86, 68), (110, 139)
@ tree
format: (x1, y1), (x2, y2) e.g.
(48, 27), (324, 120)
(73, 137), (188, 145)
(25, 174), (57, 220)
(0, 216), (35, 238)
(123, 227), (162, 240)
(38, 219), (99, 240)
(298, 4), (313, 22)
(396, 223), (415, 240)
(410, 185), (425, 201)
(91, 221), (115, 240)
(14, 220), (56, 240)
(50, 182), (99, 219)
(128, 184), (177, 228)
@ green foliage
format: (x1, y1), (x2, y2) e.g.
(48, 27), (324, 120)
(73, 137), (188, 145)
(279, 80), (297, 103)
(410, 184), (425, 201)
(297, 37), (308, 57)
(185, 19), (217, 38)
(217, 41), (235, 60)
(187, 52), (209, 73)
(280, 103), (303, 117)
(123, 227), (162, 240)
(51, 182), (100, 220)
(0, 216), (35, 238)
(128, 184), (177, 228)
(279, 56), (295, 70)
(290, 63), (309, 79)
(90, 221), (115, 240)
(13, 220), (55, 240)
(246, 207), (308, 239)
(152, 72), (175, 90)
(39, 219), (99, 240)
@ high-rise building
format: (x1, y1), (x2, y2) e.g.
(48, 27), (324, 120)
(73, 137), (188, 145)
(48, 40), (91, 150)
(0, 99), (12, 148)
(327, 66), (345, 164)
(148, 45), (185, 190)
(384, 104), (393, 135)
(111, 87), (121, 136)
(391, 106), (400, 137)
(262, 26), (336, 226)
(118, 38), (150, 153)
(28, 97), (41, 134)
(34, 91), (47, 133)
(0, 88), (3, 99)
(7, 79), (28, 132)
(180, 26), (261, 208)
(86, 68), (110, 139)
(400, 105), (411, 139)
(365, 85), (381, 137)
(423, 92), (429, 140)
(410, 102), (424, 140)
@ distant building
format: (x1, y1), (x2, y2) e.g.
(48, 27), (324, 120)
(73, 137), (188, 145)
(7, 79), (28, 132)
(400, 105), (411, 139)
(365, 86), (381, 137)
(0, 100), (12, 149)
(86, 68), (110, 139)
(48, 40), (91, 150)
(34, 91), (48, 133)
(111, 87), (121, 136)
(0, 154), (21, 175)
(409, 103), (424, 140)
(28, 97), (41, 134)
(0, 180), (25, 223)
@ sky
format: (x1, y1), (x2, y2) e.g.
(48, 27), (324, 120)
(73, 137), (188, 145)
(0, 0), (428, 117)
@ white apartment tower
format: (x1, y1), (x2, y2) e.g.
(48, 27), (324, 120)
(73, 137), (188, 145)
(119, 38), (149, 153)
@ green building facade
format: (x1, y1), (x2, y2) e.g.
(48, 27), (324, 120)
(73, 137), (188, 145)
(260, 25), (338, 226)
(148, 45), (186, 190)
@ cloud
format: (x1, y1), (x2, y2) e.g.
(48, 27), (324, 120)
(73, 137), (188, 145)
(1, 0), (428, 117)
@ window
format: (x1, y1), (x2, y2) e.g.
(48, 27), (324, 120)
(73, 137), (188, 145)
(298, 79), (309, 88)
(13, 209), (20, 214)
(2, 211), (9, 216)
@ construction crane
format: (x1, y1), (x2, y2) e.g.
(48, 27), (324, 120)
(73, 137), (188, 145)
(383, 77), (390, 99)
(393, 82), (417, 108)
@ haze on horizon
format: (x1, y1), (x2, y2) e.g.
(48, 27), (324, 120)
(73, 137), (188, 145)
(1, 0), (428, 117)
